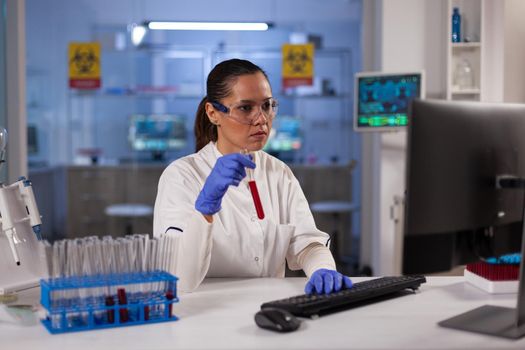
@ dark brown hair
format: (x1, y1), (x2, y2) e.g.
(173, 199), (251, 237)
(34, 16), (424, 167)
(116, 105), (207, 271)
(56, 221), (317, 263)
(194, 59), (269, 152)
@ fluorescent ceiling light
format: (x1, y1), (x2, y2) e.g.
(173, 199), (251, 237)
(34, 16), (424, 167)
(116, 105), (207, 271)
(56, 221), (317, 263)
(147, 21), (271, 31)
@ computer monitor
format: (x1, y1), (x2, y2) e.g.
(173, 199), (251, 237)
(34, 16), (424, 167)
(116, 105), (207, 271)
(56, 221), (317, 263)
(403, 99), (524, 274)
(263, 115), (302, 163)
(404, 99), (525, 339)
(354, 71), (424, 132)
(128, 114), (187, 161)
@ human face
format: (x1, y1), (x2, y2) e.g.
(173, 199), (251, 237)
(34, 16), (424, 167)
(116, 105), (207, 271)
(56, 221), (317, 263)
(205, 72), (273, 154)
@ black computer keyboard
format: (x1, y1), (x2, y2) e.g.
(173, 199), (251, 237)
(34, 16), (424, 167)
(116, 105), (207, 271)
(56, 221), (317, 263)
(261, 275), (426, 318)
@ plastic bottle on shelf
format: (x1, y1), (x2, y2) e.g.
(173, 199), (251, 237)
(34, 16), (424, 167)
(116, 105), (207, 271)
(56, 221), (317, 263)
(452, 7), (461, 43)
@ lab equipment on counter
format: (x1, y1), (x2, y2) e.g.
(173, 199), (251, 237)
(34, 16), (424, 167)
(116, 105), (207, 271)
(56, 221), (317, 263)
(40, 234), (179, 334)
(0, 127), (47, 294)
(0, 176), (43, 265)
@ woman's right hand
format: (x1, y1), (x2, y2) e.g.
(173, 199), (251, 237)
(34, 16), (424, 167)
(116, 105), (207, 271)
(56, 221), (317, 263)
(195, 153), (255, 216)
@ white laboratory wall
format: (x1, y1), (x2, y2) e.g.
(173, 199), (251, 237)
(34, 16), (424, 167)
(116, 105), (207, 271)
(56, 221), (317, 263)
(361, 0), (447, 276)
(482, 0), (525, 104)
(481, 0), (504, 103)
(502, 0), (525, 103)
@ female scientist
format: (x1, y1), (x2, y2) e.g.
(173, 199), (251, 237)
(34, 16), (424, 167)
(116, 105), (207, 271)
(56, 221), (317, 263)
(153, 58), (352, 294)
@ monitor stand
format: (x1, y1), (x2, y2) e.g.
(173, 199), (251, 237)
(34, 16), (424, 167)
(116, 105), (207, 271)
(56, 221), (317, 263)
(438, 176), (525, 339)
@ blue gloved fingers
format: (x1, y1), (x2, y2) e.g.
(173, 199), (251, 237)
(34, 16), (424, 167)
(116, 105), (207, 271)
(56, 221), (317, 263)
(333, 272), (343, 292)
(230, 153), (256, 169)
(342, 275), (353, 289)
(304, 280), (314, 295)
(216, 166), (244, 184)
(323, 272), (335, 294)
(217, 158), (248, 180)
(313, 273), (324, 294)
(219, 165), (246, 180)
(222, 155), (253, 171)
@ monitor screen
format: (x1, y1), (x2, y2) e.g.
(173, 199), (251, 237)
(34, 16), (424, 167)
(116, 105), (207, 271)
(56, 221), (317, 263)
(354, 72), (424, 132)
(128, 114), (187, 152)
(403, 99), (525, 274)
(264, 115), (302, 153)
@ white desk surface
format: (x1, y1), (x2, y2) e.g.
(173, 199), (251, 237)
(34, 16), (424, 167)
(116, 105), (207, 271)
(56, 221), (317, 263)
(1, 276), (525, 350)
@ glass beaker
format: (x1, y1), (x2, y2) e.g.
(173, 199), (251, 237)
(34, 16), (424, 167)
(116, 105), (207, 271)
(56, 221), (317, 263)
(454, 59), (475, 90)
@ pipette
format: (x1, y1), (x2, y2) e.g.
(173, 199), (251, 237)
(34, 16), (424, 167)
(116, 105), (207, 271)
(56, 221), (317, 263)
(0, 186), (21, 265)
(0, 128), (19, 265)
(17, 177), (43, 240)
(242, 149), (265, 220)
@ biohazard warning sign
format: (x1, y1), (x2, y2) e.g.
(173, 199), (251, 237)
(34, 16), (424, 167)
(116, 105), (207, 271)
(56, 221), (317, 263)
(282, 43), (314, 88)
(69, 42), (101, 89)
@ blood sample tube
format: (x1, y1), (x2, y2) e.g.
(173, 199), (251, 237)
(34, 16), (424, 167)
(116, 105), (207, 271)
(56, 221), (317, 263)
(248, 180), (264, 219)
(117, 288), (129, 323)
(166, 290), (174, 318)
(105, 295), (115, 324)
(243, 149), (265, 220)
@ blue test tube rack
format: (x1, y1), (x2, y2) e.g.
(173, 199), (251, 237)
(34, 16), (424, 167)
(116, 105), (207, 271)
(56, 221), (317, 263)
(40, 270), (179, 334)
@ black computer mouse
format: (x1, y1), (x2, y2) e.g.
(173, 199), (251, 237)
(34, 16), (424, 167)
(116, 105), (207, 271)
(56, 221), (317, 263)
(254, 307), (301, 333)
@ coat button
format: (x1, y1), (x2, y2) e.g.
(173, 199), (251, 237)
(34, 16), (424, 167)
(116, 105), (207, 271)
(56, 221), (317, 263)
(251, 217), (256, 222)
(254, 257), (259, 262)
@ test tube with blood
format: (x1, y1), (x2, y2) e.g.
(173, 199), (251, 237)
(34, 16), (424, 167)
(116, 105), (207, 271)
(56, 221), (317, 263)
(243, 150), (265, 220)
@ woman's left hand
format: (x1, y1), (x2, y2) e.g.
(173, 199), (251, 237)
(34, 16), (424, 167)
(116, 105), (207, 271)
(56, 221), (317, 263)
(304, 268), (353, 294)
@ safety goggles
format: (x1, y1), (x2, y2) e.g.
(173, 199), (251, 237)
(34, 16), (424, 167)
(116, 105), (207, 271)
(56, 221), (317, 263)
(211, 98), (278, 125)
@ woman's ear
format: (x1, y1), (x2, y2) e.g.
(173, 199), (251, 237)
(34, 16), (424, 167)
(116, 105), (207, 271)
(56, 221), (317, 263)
(205, 102), (220, 126)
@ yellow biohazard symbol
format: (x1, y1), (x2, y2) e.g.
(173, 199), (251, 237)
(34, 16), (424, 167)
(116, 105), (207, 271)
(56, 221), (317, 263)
(69, 42), (101, 78)
(70, 48), (98, 75)
(285, 48), (310, 74)
(282, 43), (314, 78)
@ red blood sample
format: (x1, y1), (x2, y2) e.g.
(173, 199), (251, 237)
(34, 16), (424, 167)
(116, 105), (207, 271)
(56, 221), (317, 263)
(248, 180), (265, 219)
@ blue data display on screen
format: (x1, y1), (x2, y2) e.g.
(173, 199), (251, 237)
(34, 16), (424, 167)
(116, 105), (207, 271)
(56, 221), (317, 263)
(129, 115), (187, 151)
(356, 73), (421, 129)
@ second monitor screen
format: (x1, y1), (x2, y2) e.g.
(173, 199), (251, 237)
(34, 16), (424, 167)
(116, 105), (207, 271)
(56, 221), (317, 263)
(354, 72), (422, 131)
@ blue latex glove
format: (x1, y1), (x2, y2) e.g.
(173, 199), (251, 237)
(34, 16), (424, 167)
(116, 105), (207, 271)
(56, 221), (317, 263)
(195, 153), (255, 215)
(305, 268), (353, 295)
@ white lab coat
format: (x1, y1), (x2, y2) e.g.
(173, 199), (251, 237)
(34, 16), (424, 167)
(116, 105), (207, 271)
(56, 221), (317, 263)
(153, 142), (334, 291)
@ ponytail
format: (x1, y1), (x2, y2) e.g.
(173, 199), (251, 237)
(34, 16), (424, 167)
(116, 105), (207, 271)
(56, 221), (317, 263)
(194, 96), (218, 152)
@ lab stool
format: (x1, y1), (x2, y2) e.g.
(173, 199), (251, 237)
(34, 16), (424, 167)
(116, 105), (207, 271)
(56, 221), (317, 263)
(105, 203), (153, 236)
(310, 201), (358, 270)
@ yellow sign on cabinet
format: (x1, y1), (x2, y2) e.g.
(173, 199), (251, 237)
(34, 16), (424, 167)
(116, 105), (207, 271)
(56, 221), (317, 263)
(68, 42), (101, 89)
(282, 43), (314, 88)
